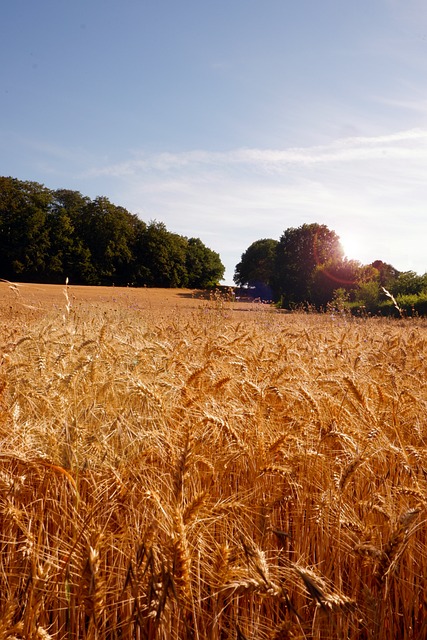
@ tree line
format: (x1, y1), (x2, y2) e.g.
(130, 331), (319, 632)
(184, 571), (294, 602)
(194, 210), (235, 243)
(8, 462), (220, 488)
(234, 223), (427, 315)
(0, 177), (225, 287)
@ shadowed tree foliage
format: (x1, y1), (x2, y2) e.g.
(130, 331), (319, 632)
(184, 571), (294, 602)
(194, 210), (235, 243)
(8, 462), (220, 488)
(0, 177), (52, 281)
(234, 239), (278, 298)
(46, 189), (95, 283)
(274, 223), (344, 306)
(0, 177), (225, 287)
(185, 237), (225, 288)
(137, 221), (189, 288)
(78, 196), (138, 285)
(370, 260), (400, 288)
(311, 258), (363, 307)
(389, 270), (427, 297)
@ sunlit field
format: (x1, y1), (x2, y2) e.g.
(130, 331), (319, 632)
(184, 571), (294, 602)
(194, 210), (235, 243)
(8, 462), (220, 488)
(1, 282), (427, 639)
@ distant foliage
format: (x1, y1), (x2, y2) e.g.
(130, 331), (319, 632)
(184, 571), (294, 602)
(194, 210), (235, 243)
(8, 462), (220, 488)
(236, 222), (427, 314)
(233, 238), (278, 298)
(0, 176), (225, 287)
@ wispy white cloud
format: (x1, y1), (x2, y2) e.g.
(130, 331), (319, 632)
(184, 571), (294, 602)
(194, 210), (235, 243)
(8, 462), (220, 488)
(373, 96), (427, 115)
(83, 128), (427, 179)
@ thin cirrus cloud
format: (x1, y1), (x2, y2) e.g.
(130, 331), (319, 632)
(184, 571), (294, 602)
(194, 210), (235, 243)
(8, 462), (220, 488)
(84, 128), (427, 178)
(79, 127), (427, 283)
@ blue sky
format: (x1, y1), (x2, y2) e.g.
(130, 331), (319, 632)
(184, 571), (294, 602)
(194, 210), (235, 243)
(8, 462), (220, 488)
(2, 0), (427, 284)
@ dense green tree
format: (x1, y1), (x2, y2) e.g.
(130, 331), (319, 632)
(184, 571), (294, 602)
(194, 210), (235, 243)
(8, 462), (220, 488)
(311, 258), (362, 307)
(0, 177), (51, 280)
(45, 209), (78, 282)
(125, 217), (150, 286)
(80, 196), (138, 285)
(74, 197), (131, 284)
(234, 239), (278, 297)
(370, 260), (400, 288)
(389, 271), (427, 297)
(46, 189), (94, 283)
(138, 221), (189, 287)
(274, 223), (343, 305)
(186, 237), (224, 288)
(354, 280), (382, 313)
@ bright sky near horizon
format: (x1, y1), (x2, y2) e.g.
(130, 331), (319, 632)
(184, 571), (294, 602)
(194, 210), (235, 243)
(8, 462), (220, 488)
(1, 0), (427, 284)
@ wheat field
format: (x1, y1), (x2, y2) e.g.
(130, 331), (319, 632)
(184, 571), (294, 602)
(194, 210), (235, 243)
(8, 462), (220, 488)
(1, 282), (427, 639)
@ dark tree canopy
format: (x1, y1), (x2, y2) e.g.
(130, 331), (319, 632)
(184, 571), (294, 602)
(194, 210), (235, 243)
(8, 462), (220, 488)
(186, 237), (225, 288)
(274, 223), (343, 305)
(137, 221), (189, 288)
(310, 258), (363, 307)
(234, 239), (278, 296)
(0, 176), (225, 288)
(370, 260), (400, 287)
(390, 270), (427, 296)
(0, 177), (52, 281)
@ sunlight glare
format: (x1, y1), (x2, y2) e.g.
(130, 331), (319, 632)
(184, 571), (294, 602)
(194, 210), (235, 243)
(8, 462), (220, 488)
(339, 230), (364, 263)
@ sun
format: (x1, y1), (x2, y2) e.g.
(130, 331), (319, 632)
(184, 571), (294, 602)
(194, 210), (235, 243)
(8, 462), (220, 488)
(339, 230), (364, 262)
